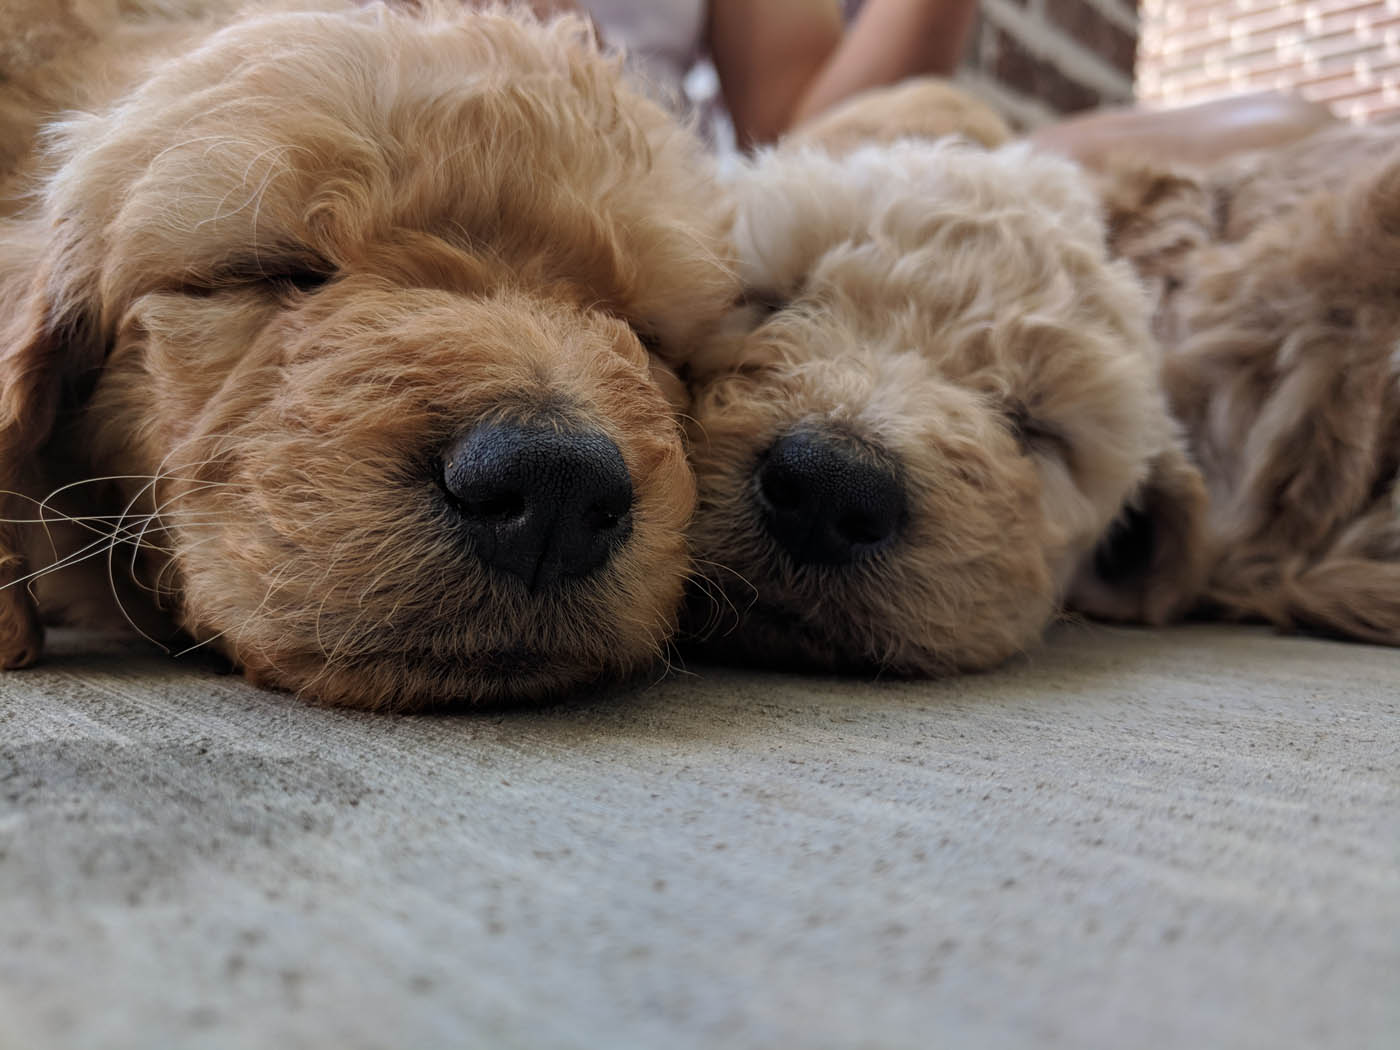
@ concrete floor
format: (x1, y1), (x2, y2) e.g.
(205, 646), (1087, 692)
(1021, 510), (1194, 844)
(2, 623), (1397, 1049)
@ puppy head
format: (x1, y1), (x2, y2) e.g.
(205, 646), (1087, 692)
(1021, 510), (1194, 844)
(685, 141), (1187, 673)
(783, 76), (1013, 156)
(3, 3), (736, 707)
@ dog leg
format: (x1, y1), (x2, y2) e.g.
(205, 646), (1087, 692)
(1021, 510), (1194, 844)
(0, 533), (42, 668)
(0, 226), (103, 670)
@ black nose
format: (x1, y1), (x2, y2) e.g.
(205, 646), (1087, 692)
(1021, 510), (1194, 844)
(755, 427), (905, 566)
(440, 421), (633, 592)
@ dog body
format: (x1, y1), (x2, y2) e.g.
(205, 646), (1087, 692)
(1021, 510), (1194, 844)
(1103, 122), (1400, 643)
(0, 1), (736, 708)
(684, 139), (1203, 674)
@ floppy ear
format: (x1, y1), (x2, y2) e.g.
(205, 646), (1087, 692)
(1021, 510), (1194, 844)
(1099, 162), (1212, 242)
(0, 223), (104, 668)
(1095, 161), (1216, 340)
(1066, 442), (1211, 625)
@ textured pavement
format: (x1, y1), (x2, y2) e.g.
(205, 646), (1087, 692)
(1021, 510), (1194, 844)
(2, 623), (1397, 1049)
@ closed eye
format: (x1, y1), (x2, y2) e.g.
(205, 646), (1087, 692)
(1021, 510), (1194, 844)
(178, 250), (336, 296)
(1008, 403), (1071, 460)
(266, 265), (334, 295)
(738, 289), (788, 320)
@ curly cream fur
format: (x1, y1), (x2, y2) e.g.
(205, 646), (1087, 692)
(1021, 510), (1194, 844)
(0, 1), (737, 708)
(685, 140), (1201, 674)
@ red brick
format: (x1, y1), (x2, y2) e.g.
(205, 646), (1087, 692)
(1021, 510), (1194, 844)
(1044, 0), (1139, 72)
(990, 27), (1104, 112)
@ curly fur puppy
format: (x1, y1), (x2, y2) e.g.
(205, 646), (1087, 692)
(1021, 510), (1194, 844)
(683, 139), (1206, 674)
(783, 77), (1012, 156)
(0, 1), (737, 708)
(1101, 122), (1400, 644)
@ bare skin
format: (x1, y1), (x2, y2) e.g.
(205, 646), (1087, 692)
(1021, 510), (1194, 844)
(780, 0), (981, 135)
(1027, 91), (1340, 171)
(706, 0), (846, 148)
(509, 0), (977, 148)
(479, 3), (1336, 163)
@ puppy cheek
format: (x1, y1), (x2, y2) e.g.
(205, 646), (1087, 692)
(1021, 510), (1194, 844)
(647, 357), (690, 417)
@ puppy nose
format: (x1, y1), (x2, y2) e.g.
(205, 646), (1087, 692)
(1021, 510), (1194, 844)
(755, 428), (905, 566)
(440, 421), (633, 592)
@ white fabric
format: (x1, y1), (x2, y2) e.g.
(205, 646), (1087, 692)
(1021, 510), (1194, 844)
(584, 0), (708, 109)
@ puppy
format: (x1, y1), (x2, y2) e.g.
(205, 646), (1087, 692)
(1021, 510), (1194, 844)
(683, 138), (1206, 675)
(1101, 122), (1400, 644)
(783, 77), (1013, 156)
(0, 1), (737, 709)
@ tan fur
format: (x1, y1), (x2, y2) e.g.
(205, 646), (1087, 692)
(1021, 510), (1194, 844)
(0, 1), (738, 708)
(0, 1), (230, 204)
(1101, 123), (1400, 644)
(783, 77), (1012, 156)
(684, 140), (1202, 675)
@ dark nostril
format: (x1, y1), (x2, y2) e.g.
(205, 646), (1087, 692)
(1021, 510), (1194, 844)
(459, 489), (527, 522)
(837, 510), (888, 547)
(755, 427), (905, 566)
(759, 469), (803, 512)
(440, 420), (633, 592)
(583, 498), (625, 532)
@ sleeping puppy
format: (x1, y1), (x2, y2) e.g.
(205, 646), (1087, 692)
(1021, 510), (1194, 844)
(0, 1), (736, 709)
(1101, 122), (1400, 645)
(682, 137), (1206, 674)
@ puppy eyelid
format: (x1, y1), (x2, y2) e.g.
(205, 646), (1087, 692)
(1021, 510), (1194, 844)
(736, 290), (787, 317)
(186, 251), (337, 295)
(1008, 404), (1069, 458)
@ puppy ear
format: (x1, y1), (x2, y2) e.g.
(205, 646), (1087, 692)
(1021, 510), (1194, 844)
(0, 227), (105, 668)
(1097, 161), (1214, 259)
(1067, 442), (1210, 625)
(1096, 162), (1215, 339)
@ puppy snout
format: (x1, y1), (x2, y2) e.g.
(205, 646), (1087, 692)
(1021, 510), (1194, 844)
(755, 428), (905, 566)
(440, 421), (634, 592)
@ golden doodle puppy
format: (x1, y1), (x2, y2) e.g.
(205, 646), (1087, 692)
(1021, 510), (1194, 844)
(1101, 122), (1400, 645)
(783, 76), (1013, 156)
(0, 1), (736, 708)
(683, 138), (1207, 674)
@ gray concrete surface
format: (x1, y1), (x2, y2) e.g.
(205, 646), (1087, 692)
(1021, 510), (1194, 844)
(1, 623), (1397, 1049)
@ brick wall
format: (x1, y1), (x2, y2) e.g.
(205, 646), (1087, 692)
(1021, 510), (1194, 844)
(695, 0), (1141, 143)
(954, 0), (1141, 127)
(1138, 0), (1400, 123)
